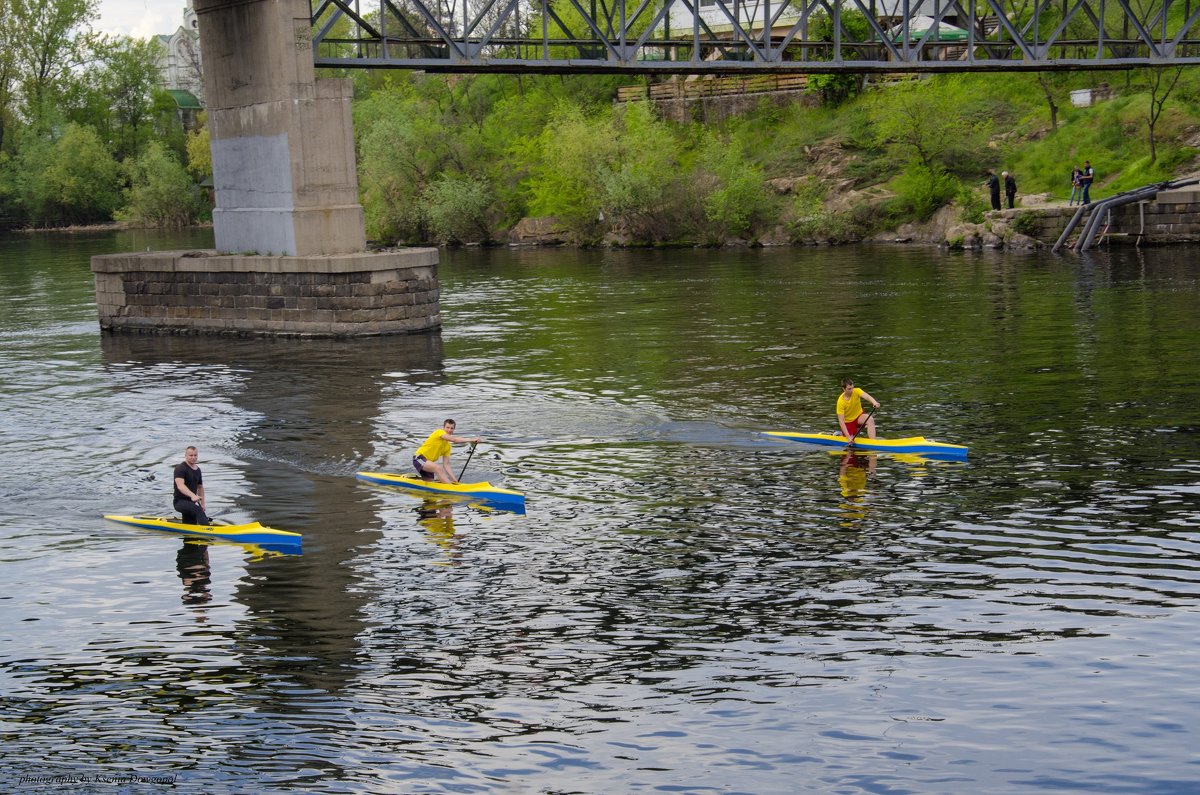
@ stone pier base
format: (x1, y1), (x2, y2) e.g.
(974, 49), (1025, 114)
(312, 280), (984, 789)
(92, 248), (440, 336)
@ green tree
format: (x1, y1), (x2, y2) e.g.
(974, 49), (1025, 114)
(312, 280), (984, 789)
(806, 9), (870, 106)
(356, 87), (451, 242)
(696, 133), (773, 240)
(1145, 66), (1185, 164)
(96, 36), (166, 159)
(118, 141), (202, 227)
(8, 123), (120, 225)
(11, 0), (100, 130)
(423, 174), (493, 244)
(0, 9), (19, 153)
(871, 76), (991, 175)
(185, 114), (212, 181)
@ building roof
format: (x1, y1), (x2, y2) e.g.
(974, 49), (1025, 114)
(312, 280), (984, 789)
(165, 89), (203, 110)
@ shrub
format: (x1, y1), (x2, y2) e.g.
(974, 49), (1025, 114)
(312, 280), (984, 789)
(887, 164), (958, 221)
(696, 133), (774, 240)
(10, 124), (122, 226)
(956, 181), (989, 224)
(118, 142), (204, 228)
(423, 175), (493, 244)
(1011, 211), (1040, 237)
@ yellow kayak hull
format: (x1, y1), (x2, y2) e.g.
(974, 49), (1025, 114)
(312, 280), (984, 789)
(104, 515), (302, 546)
(765, 431), (968, 460)
(356, 471), (526, 511)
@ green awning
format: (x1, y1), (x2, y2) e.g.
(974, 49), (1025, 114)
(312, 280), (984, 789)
(165, 89), (203, 110)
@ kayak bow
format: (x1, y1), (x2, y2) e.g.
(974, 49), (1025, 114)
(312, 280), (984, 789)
(103, 515), (303, 546)
(765, 431), (968, 460)
(356, 471), (526, 511)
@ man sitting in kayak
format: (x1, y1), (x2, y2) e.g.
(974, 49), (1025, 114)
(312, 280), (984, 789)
(837, 378), (881, 441)
(173, 446), (211, 525)
(413, 419), (482, 484)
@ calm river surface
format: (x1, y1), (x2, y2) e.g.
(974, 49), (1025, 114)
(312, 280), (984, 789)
(2, 230), (1198, 794)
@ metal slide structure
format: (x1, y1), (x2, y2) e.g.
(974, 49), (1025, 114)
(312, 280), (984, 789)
(1052, 177), (1200, 253)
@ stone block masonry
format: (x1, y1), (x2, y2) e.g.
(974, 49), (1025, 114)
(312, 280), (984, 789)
(92, 249), (441, 336)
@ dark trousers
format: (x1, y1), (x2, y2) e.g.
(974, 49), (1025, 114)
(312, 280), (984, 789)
(174, 497), (211, 526)
(1082, 183), (1091, 204)
(990, 193), (1001, 210)
(1006, 193), (1015, 209)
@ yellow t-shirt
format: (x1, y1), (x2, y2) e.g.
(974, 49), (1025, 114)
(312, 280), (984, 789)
(836, 388), (865, 422)
(416, 429), (452, 461)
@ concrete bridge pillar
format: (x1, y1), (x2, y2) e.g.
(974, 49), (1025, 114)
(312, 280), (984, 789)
(194, 0), (365, 256)
(90, 0), (442, 337)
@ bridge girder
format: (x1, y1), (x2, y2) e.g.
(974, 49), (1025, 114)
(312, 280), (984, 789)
(311, 0), (1200, 72)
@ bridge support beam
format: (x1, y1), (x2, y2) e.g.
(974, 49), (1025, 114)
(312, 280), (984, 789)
(195, 0), (365, 256)
(93, 0), (443, 337)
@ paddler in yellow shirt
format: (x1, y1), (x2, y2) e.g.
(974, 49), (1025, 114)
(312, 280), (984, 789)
(837, 378), (881, 441)
(413, 419), (482, 484)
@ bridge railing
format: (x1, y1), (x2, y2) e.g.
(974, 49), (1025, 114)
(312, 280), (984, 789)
(311, 0), (1200, 72)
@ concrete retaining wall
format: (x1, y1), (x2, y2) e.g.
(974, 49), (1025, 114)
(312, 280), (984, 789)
(1001, 186), (1200, 246)
(92, 248), (441, 336)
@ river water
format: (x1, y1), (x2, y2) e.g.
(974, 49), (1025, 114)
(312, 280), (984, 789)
(2, 230), (1198, 794)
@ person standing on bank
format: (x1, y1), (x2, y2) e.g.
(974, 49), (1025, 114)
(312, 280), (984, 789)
(1003, 171), (1017, 209)
(173, 446), (210, 525)
(987, 170), (1001, 211)
(1069, 165), (1083, 206)
(837, 378), (881, 441)
(413, 419), (482, 484)
(1080, 160), (1095, 205)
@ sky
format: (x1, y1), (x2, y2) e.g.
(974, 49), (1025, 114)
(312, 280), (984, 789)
(96, 0), (185, 39)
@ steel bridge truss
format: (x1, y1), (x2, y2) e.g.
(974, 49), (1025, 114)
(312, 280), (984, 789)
(311, 0), (1200, 72)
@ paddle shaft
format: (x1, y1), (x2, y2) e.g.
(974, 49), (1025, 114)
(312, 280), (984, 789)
(848, 406), (877, 445)
(457, 442), (478, 481)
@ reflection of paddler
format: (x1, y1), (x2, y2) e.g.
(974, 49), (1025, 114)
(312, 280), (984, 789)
(416, 499), (459, 563)
(838, 451), (876, 498)
(177, 541), (212, 606)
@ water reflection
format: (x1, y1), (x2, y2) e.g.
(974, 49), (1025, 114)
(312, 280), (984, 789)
(177, 541), (212, 607)
(4, 237), (1200, 793)
(415, 498), (461, 565)
(98, 330), (447, 697)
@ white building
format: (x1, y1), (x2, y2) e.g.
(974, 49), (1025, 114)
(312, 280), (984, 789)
(156, 1), (204, 110)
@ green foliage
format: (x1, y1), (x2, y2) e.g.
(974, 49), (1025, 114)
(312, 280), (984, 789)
(1011, 211), (1039, 237)
(355, 87), (449, 242)
(423, 174), (493, 244)
(185, 117), (212, 181)
(117, 142), (203, 227)
(696, 133), (773, 240)
(12, 0), (100, 132)
(7, 123), (120, 225)
(806, 10), (870, 106)
(886, 164), (958, 221)
(524, 101), (690, 243)
(871, 77), (992, 175)
(65, 35), (165, 160)
(956, 181), (988, 224)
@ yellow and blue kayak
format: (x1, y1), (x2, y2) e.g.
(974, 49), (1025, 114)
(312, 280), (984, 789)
(103, 515), (303, 547)
(356, 471), (526, 511)
(765, 431), (969, 460)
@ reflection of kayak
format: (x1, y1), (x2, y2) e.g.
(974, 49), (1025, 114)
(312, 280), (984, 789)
(356, 471), (526, 511)
(765, 432), (969, 460)
(104, 515), (303, 547)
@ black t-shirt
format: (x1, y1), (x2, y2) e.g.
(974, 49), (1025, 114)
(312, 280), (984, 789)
(173, 462), (203, 502)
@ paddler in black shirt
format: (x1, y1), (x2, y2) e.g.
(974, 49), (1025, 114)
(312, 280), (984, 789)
(173, 446), (210, 525)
